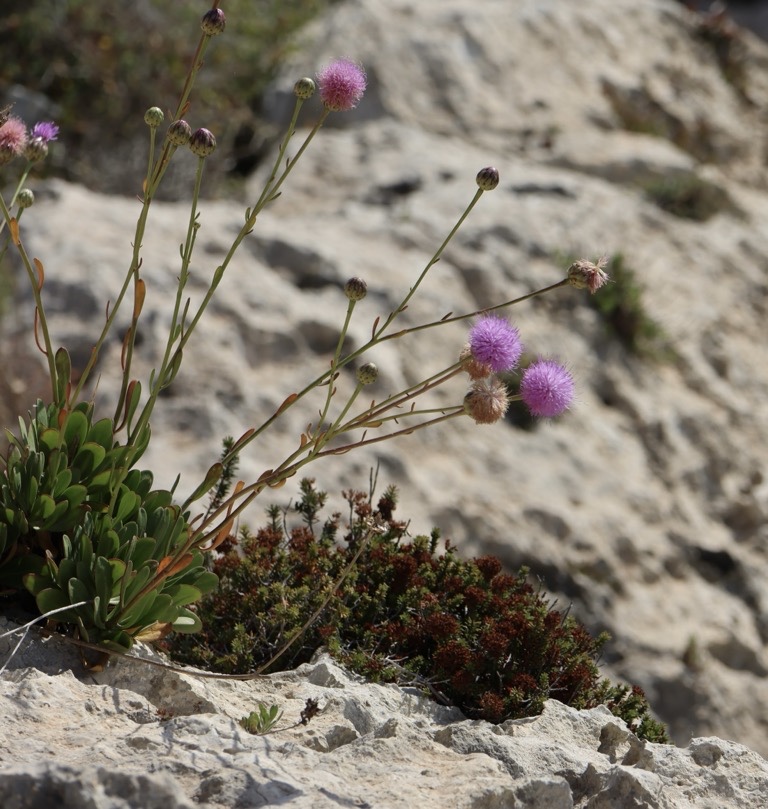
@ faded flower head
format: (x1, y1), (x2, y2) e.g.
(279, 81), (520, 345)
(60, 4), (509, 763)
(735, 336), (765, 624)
(464, 378), (510, 425)
(30, 121), (59, 144)
(468, 315), (523, 374)
(317, 59), (367, 111)
(459, 344), (492, 380)
(567, 256), (609, 294)
(520, 358), (574, 418)
(0, 116), (28, 165)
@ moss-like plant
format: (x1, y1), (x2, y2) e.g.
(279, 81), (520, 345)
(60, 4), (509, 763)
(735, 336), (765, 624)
(642, 174), (737, 222)
(166, 478), (669, 743)
(587, 254), (672, 360)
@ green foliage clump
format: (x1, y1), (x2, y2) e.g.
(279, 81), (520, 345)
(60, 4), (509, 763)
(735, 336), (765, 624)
(587, 254), (672, 360)
(166, 479), (668, 742)
(642, 174), (737, 222)
(0, 399), (217, 654)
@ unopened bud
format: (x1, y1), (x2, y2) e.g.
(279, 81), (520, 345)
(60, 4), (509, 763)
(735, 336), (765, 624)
(294, 77), (316, 100)
(344, 277), (367, 301)
(357, 362), (378, 385)
(189, 127), (217, 157)
(167, 119), (192, 146)
(476, 166), (500, 191)
(16, 188), (34, 209)
(144, 106), (164, 127)
(201, 8), (226, 36)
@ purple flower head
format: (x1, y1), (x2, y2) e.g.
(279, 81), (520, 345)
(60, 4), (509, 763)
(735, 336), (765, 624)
(30, 121), (59, 144)
(0, 116), (28, 163)
(316, 59), (367, 111)
(520, 358), (575, 418)
(468, 315), (523, 373)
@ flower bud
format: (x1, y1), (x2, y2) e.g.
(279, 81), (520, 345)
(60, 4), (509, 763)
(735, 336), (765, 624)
(476, 167), (500, 191)
(144, 106), (164, 127)
(189, 127), (217, 157)
(293, 77), (316, 100)
(23, 138), (48, 163)
(201, 8), (226, 36)
(167, 119), (192, 146)
(16, 188), (34, 209)
(356, 362), (378, 385)
(344, 277), (367, 301)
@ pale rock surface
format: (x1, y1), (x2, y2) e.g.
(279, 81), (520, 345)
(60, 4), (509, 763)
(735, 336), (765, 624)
(1, 621), (767, 808)
(4, 0), (768, 768)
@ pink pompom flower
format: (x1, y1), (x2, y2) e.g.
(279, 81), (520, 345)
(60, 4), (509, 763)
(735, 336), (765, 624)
(468, 315), (523, 374)
(520, 358), (575, 418)
(316, 59), (367, 111)
(0, 116), (28, 165)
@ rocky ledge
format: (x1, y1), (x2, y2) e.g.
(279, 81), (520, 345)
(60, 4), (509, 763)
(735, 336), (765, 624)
(1, 620), (767, 808)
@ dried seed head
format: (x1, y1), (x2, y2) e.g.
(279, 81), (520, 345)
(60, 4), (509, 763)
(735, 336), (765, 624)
(464, 379), (510, 424)
(459, 344), (492, 380)
(344, 277), (368, 301)
(567, 257), (609, 294)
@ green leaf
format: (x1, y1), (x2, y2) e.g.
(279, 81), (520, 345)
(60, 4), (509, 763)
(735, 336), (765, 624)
(68, 576), (92, 605)
(51, 468), (73, 498)
(39, 427), (62, 454)
(114, 489), (141, 523)
(36, 587), (74, 618)
(171, 607), (202, 634)
(87, 418), (114, 451)
(164, 583), (202, 608)
(72, 441), (107, 479)
(63, 409), (89, 452)
(185, 463), (223, 507)
(54, 347), (72, 406)
(161, 349), (183, 389)
(30, 493), (57, 523)
(118, 589), (158, 628)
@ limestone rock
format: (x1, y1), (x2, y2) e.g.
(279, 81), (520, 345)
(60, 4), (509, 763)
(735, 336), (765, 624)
(4, 0), (768, 761)
(1, 624), (767, 808)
